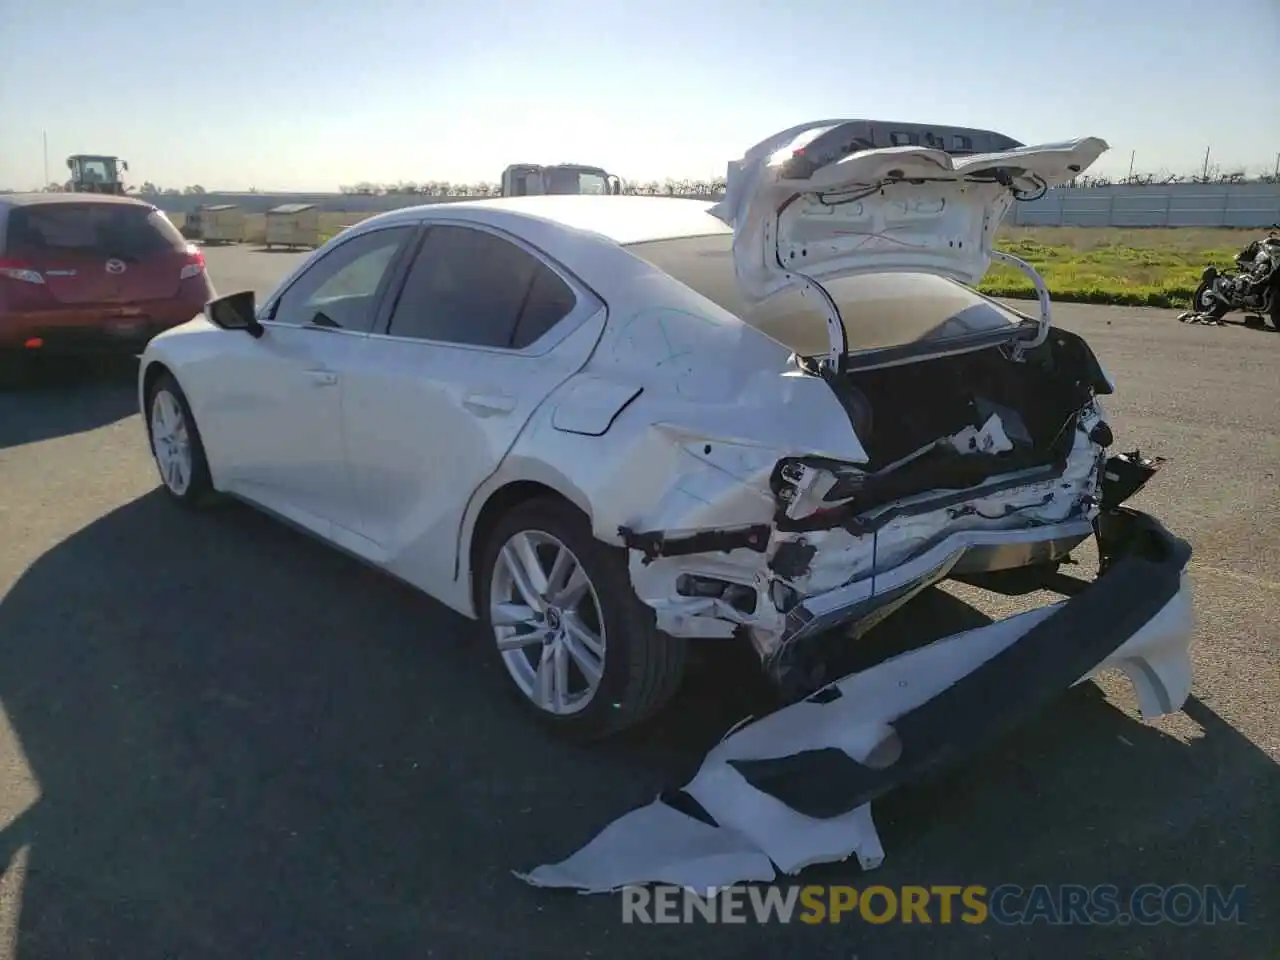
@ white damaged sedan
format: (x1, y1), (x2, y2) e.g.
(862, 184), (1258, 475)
(140, 122), (1194, 873)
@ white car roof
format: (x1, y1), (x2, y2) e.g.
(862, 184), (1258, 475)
(368, 194), (733, 247)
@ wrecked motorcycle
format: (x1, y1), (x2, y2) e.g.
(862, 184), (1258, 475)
(1180, 232), (1280, 328)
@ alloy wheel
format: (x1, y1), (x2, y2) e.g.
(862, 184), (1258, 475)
(489, 530), (607, 716)
(150, 389), (193, 496)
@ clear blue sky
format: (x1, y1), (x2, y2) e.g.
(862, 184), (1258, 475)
(3, 0), (1276, 191)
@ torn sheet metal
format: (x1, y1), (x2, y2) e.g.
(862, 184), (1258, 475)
(517, 512), (1194, 893)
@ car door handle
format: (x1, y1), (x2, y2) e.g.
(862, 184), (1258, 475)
(462, 391), (517, 416)
(305, 368), (339, 387)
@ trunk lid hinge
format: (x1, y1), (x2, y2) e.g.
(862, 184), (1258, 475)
(781, 266), (847, 375)
(991, 249), (1053, 360)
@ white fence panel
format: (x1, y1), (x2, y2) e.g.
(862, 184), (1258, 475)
(1008, 183), (1280, 228)
(146, 183), (1280, 229)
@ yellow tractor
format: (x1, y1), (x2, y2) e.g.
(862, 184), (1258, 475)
(66, 154), (128, 195)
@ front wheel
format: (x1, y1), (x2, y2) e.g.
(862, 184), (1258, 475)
(477, 497), (687, 740)
(1190, 279), (1229, 319)
(146, 372), (217, 507)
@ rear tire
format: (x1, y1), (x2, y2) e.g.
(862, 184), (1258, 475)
(145, 372), (217, 508)
(477, 496), (688, 741)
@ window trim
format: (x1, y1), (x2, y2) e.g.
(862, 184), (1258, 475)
(257, 223), (423, 337)
(370, 219), (603, 357)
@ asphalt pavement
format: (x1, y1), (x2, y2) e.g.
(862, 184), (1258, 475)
(0, 245), (1276, 959)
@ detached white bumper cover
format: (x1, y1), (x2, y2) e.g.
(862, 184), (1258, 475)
(517, 509), (1194, 893)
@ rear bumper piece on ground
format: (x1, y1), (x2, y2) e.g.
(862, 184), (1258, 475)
(516, 508), (1194, 893)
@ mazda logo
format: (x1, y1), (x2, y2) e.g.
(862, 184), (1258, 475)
(105, 259), (127, 275)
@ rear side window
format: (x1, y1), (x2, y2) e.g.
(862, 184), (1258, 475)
(625, 234), (1024, 357)
(386, 225), (577, 349)
(513, 260), (577, 348)
(5, 204), (187, 259)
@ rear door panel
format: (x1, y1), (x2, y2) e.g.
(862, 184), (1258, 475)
(340, 223), (607, 593)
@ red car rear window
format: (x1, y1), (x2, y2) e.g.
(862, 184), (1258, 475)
(6, 204), (187, 259)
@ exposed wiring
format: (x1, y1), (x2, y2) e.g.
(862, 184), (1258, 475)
(966, 493), (1055, 521)
(815, 183), (884, 207)
(814, 170), (1049, 207)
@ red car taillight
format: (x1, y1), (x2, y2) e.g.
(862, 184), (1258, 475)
(0, 259), (45, 285)
(179, 245), (205, 280)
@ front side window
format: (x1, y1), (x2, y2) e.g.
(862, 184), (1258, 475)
(385, 225), (577, 349)
(269, 226), (414, 332)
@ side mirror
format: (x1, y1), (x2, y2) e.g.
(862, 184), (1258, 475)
(206, 290), (264, 338)
(122, 161), (129, 171)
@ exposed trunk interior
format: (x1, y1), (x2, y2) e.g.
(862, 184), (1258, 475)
(822, 334), (1106, 512)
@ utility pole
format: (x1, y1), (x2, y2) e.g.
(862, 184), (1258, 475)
(1274, 152), (1279, 180)
(42, 130), (49, 188)
(1127, 150), (1135, 183)
(1201, 145), (1211, 181)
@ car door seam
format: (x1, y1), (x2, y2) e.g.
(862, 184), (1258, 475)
(449, 305), (612, 582)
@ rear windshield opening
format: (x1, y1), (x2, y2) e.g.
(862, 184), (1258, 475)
(5, 204), (187, 260)
(624, 233), (1030, 357)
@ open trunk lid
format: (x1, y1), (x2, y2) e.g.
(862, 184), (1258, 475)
(708, 120), (1108, 367)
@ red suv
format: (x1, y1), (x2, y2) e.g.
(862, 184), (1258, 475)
(0, 193), (216, 360)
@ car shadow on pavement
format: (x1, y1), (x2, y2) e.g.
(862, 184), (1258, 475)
(0, 357), (139, 450)
(0, 491), (1274, 959)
